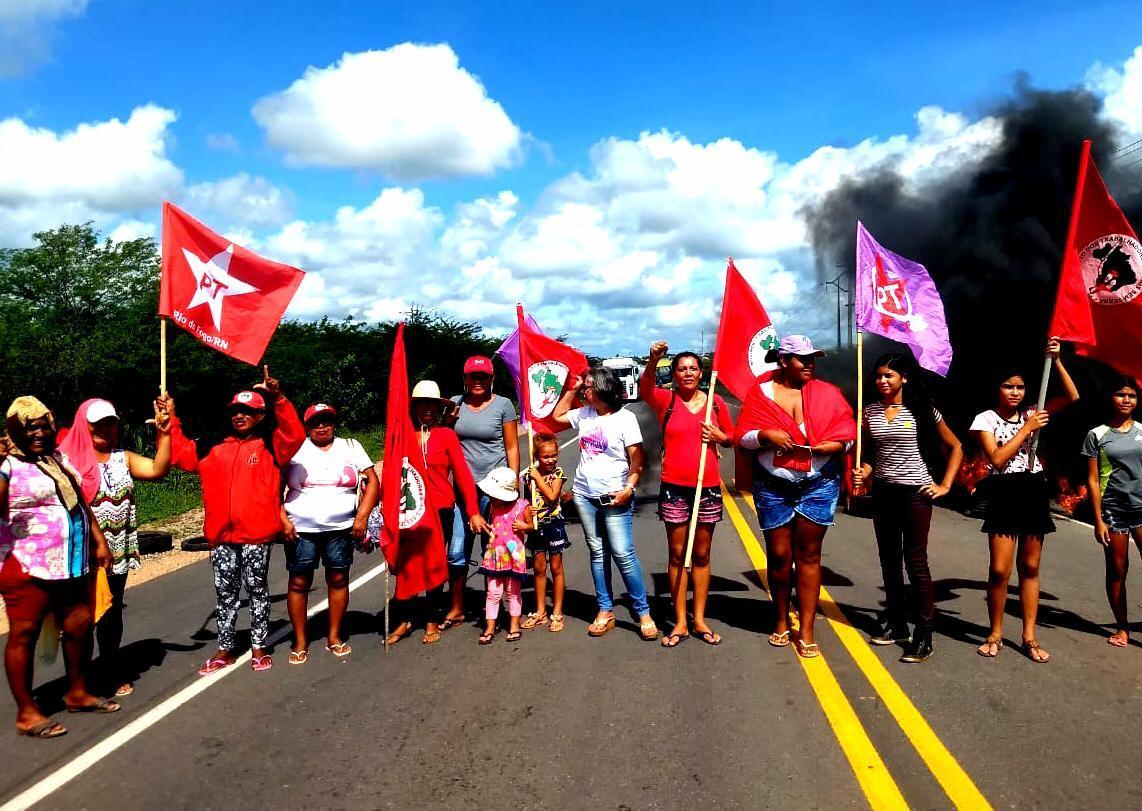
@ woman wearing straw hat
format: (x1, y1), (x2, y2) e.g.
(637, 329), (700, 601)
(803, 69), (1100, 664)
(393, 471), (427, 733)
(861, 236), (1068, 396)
(386, 381), (487, 645)
(735, 336), (856, 659)
(0, 396), (118, 739)
(281, 403), (377, 663)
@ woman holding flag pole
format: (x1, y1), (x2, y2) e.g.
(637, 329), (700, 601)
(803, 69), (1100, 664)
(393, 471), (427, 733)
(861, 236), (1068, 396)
(640, 342), (734, 647)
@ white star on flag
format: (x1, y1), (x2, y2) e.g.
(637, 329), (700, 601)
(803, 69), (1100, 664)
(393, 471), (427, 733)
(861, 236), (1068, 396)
(183, 244), (259, 331)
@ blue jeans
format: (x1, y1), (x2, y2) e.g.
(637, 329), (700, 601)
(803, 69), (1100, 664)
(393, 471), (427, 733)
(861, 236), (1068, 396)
(573, 495), (650, 616)
(449, 493), (491, 574)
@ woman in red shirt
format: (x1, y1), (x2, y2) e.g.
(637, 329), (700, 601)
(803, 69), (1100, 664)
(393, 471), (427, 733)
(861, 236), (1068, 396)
(640, 342), (735, 647)
(385, 380), (487, 645)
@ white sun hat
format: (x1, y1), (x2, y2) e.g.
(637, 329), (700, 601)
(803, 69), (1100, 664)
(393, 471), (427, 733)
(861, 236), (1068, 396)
(477, 467), (520, 502)
(410, 380), (447, 402)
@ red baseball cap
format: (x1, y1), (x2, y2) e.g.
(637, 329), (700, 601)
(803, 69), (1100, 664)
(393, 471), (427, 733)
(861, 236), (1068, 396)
(303, 403), (337, 424)
(463, 356), (494, 375)
(228, 391), (266, 412)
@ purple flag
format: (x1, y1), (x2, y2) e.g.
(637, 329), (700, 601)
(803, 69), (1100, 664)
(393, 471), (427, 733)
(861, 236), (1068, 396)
(855, 221), (952, 377)
(494, 312), (544, 427)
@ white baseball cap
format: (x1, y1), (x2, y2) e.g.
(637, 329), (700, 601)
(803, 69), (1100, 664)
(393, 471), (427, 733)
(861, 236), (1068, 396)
(86, 400), (119, 423)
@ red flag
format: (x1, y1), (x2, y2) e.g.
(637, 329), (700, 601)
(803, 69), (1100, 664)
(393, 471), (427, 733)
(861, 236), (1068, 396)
(160, 201), (304, 365)
(381, 323), (448, 600)
(712, 259), (779, 401)
(516, 304), (589, 435)
(1049, 141), (1142, 380)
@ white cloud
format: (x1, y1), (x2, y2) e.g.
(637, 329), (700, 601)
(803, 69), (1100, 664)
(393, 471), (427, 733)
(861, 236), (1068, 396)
(252, 43), (524, 181)
(0, 105), (181, 245)
(205, 132), (240, 152)
(184, 173), (293, 228)
(1087, 46), (1142, 137)
(0, 0), (87, 76)
(107, 219), (156, 243)
(254, 100), (1004, 354)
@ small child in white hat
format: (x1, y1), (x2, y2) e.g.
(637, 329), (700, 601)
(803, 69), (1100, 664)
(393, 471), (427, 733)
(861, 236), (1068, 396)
(475, 467), (533, 644)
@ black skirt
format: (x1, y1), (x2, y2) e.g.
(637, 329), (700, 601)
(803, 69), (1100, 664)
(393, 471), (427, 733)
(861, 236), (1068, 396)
(979, 472), (1056, 536)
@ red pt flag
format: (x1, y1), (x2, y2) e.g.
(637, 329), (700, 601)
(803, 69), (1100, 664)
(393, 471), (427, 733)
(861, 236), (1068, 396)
(1049, 141), (1142, 380)
(712, 259), (778, 401)
(160, 201), (304, 365)
(381, 323), (448, 600)
(516, 305), (589, 436)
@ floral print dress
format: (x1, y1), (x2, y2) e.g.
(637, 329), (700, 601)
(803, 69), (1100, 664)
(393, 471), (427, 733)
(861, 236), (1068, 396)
(92, 451), (140, 575)
(477, 498), (528, 579)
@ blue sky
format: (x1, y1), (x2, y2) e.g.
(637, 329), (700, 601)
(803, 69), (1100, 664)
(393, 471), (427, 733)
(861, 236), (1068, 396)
(2, 2), (1141, 352)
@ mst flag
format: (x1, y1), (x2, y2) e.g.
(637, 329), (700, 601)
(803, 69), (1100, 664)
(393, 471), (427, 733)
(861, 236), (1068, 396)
(381, 323), (447, 600)
(160, 202), (304, 365)
(495, 311), (545, 428)
(712, 259), (778, 401)
(516, 305), (589, 435)
(855, 221), (952, 376)
(1049, 140), (1142, 381)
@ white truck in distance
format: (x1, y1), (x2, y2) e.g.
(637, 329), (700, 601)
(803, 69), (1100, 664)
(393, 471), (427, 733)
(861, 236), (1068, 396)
(601, 357), (642, 401)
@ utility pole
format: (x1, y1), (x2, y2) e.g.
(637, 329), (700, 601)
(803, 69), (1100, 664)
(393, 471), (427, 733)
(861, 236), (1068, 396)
(824, 271), (849, 349)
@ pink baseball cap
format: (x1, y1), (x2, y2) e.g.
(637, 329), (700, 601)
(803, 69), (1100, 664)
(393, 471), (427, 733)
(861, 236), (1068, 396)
(303, 403), (337, 424)
(228, 391), (266, 412)
(463, 356), (494, 375)
(764, 335), (826, 363)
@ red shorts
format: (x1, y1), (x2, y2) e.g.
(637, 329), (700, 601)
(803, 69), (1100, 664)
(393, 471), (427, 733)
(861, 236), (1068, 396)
(0, 554), (92, 624)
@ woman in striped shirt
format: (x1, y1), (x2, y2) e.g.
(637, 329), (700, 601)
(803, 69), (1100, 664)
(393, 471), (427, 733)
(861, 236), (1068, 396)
(853, 353), (962, 663)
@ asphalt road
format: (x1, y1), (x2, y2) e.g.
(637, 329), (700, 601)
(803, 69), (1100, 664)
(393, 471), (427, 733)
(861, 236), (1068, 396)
(1, 401), (1141, 809)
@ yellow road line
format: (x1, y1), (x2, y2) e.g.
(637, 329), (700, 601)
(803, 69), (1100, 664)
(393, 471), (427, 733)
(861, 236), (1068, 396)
(735, 489), (992, 810)
(723, 490), (908, 811)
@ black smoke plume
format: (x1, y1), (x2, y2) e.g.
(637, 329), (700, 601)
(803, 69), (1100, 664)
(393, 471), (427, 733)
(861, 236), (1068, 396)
(804, 80), (1142, 504)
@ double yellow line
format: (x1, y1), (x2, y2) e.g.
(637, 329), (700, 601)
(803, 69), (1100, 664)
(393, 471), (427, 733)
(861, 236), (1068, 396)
(722, 487), (991, 810)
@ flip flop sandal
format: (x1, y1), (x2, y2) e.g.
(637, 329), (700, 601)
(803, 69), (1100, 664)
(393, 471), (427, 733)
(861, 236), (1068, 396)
(198, 657), (234, 677)
(548, 614), (565, 633)
(661, 632), (688, 648)
(696, 630), (723, 646)
(1023, 639), (1051, 663)
(439, 617), (465, 631)
(325, 642), (353, 657)
(795, 639), (821, 659)
(587, 617), (615, 637)
(251, 655), (273, 672)
(976, 637), (1002, 658)
(114, 683), (135, 697)
(505, 631), (522, 642)
(478, 630), (496, 645)
(521, 612), (549, 629)
(66, 698), (120, 714)
(422, 631), (441, 645)
(385, 623), (413, 646)
(18, 720), (67, 738)
(768, 630), (791, 647)
(639, 623), (661, 641)
(288, 650), (308, 665)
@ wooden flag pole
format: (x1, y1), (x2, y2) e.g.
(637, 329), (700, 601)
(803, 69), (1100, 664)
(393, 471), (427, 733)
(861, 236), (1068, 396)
(683, 370), (718, 570)
(1027, 356), (1053, 459)
(383, 566), (390, 653)
(159, 318), (168, 395)
(855, 330), (865, 465)
(528, 426), (539, 529)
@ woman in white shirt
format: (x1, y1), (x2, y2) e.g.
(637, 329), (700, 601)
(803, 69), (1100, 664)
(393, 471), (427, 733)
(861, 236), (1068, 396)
(552, 367), (659, 640)
(970, 338), (1078, 663)
(281, 404), (378, 663)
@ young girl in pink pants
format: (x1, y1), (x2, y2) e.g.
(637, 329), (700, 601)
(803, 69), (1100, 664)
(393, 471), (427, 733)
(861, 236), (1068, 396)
(475, 467), (532, 644)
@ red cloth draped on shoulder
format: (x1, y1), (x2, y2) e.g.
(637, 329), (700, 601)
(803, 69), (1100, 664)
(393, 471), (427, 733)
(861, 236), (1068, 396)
(733, 371), (857, 490)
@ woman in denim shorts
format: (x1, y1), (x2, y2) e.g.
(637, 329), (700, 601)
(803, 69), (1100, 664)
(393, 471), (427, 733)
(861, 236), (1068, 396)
(282, 404), (377, 663)
(735, 336), (856, 658)
(1083, 376), (1142, 649)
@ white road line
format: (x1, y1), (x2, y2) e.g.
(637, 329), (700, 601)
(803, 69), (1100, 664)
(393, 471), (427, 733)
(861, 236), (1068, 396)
(559, 434), (578, 450)
(1, 560), (389, 811)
